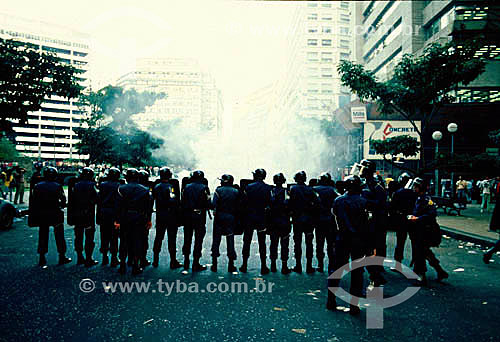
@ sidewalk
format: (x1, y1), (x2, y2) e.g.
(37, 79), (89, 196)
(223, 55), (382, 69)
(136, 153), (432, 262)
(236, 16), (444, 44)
(437, 203), (498, 246)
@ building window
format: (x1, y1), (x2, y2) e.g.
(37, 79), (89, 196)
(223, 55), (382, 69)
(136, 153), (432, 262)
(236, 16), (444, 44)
(307, 2), (318, 7)
(340, 39), (350, 49)
(341, 2), (349, 9)
(321, 52), (333, 63)
(322, 39), (332, 46)
(340, 27), (350, 35)
(321, 68), (333, 78)
(322, 15), (332, 21)
(308, 13), (318, 20)
(340, 52), (350, 60)
(322, 26), (332, 33)
(308, 26), (318, 33)
(307, 51), (319, 62)
(340, 14), (350, 23)
(307, 39), (318, 46)
(42, 46), (71, 55)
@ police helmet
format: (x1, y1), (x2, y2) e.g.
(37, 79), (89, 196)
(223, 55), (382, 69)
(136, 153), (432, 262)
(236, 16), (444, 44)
(44, 166), (58, 181)
(159, 167), (172, 181)
(294, 171), (307, 183)
(191, 170), (204, 181)
(81, 167), (94, 181)
(138, 170), (150, 185)
(253, 168), (267, 180)
(319, 172), (332, 185)
(220, 174), (234, 186)
(344, 175), (362, 193)
(411, 177), (427, 191)
(108, 167), (121, 181)
(273, 173), (286, 185)
(125, 168), (139, 183)
(398, 172), (411, 187)
(34, 162), (43, 171)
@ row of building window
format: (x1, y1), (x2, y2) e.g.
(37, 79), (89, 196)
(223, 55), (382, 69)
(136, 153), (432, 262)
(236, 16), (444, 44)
(425, 8), (455, 41)
(364, 20), (402, 64)
(308, 26), (350, 35)
(363, 1), (400, 42)
(307, 13), (350, 23)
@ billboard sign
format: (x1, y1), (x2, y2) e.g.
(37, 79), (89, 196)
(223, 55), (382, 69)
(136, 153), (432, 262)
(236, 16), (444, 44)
(351, 106), (367, 123)
(363, 120), (421, 160)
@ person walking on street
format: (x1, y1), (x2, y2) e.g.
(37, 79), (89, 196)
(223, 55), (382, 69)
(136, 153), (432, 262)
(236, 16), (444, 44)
(479, 177), (492, 213)
(483, 193), (500, 264)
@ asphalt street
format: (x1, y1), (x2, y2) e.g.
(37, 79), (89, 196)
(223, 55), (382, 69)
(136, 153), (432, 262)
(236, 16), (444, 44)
(0, 216), (499, 342)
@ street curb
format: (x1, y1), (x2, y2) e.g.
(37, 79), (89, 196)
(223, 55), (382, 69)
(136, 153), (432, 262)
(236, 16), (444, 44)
(440, 225), (497, 247)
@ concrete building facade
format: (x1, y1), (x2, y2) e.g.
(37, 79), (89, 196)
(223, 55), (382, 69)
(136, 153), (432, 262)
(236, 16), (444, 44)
(0, 13), (90, 161)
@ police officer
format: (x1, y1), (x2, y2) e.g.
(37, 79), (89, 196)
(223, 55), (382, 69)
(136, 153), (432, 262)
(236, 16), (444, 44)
(240, 168), (272, 274)
(70, 167), (98, 267)
(30, 167), (71, 266)
(359, 159), (388, 286)
(390, 173), (416, 271)
(115, 168), (153, 275)
(152, 167), (183, 269)
(29, 162), (44, 201)
(289, 170), (320, 274)
(408, 177), (449, 284)
(181, 170), (210, 272)
(97, 167), (121, 267)
(211, 174), (241, 273)
(313, 172), (338, 273)
(327, 175), (369, 315)
(138, 169), (153, 267)
(268, 173), (292, 274)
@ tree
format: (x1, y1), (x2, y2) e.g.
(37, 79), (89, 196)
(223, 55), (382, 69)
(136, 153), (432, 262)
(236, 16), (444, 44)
(75, 86), (165, 167)
(338, 40), (486, 171)
(370, 135), (420, 173)
(0, 136), (20, 161)
(0, 38), (83, 133)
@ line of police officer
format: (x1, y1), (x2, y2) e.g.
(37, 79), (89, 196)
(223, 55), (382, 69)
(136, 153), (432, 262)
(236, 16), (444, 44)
(29, 161), (448, 311)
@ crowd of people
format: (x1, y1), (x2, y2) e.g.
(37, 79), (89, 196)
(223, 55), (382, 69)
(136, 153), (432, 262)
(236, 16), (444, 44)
(0, 163), (26, 204)
(27, 159), (454, 315)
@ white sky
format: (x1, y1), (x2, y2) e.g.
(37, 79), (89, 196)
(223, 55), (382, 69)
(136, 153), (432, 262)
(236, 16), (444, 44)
(2, 0), (298, 103)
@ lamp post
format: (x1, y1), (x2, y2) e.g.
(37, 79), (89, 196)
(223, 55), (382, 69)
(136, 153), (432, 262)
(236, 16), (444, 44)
(447, 123), (458, 197)
(432, 131), (443, 196)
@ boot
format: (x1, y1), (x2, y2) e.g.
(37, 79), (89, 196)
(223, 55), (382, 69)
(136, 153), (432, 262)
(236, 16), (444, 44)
(153, 253), (160, 268)
(316, 258), (324, 273)
(261, 259), (270, 275)
(76, 252), (85, 265)
(306, 258), (315, 274)
(38, 254), (47, 267)
(483, 250), (494, 264)
(270, 260), (277, 273)
(228, 259), (237, 273)
(118, 262), (127, 274)
(86, 258), (98, 268)
(58, 255), (72, 265)
(434, 265), (449, 282)
(170, 259), (183, 269)
(102, 254), (109, 266)
(292, 259), (302, 274)
(326, 292), (336, 311)
(281, 261), (292, 275)
(211, 257), (218, 272)
(414, 273), (427, 286)
(110, 255), (119, 267)
(184, 256), (190, 270)
(132, 265), (143, 275)
(239, 258), (248, 273)
(192, 258), (207, 272)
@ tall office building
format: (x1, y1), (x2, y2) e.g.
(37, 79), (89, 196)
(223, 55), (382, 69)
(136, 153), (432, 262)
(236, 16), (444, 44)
(355, 0), (500, 100)
(278, 0), (354, 120)
(0, 13), (90, 161)
(117, 58), (223, 135)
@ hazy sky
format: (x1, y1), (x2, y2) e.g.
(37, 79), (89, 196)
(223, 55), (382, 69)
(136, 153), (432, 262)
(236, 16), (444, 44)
(2, 0), (298, 103)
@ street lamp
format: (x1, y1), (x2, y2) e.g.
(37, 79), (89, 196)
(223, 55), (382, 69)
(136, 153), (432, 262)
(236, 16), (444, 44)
(447, 123), (458, 197)
(432, 131), (443, 196)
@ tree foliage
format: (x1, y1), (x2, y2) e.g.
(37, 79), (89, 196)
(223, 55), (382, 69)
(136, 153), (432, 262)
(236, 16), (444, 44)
(371, 135), (420, 173)
(0, 136), (21, 161)
(0, 38), (83, 132)
(337, 40), (486, 171)
(75, 86), (164, 167)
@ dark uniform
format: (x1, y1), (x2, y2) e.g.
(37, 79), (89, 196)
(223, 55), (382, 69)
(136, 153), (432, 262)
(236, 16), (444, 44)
(181, 171), (210, 271)
(391, 186), (417, 265)
(115, 169), (153, 275)
(313, 176), (338, 273)
(71, 173), (98, 267)
(138, 170), (153, 267)
(289, 171), (320, 274)
(241, 176), (272, 273)
(29, 167), (71, 266)
(211, 174), (241, 272)
(327, 175), (369, 314)
(360, 160), (388, 285)
(268, 173), (292, 274)
(152, 174), (182, 269)
(410, 182), (448, 283)
(97, 168), (121, 266)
